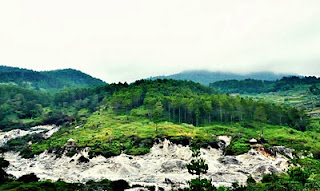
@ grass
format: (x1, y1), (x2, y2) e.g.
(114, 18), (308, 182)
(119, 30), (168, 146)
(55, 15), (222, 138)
(241, 84), (320, 117)
(30, 110), (221, 158)
(26, 108), (320, 159)
(3, 108), (320, 190)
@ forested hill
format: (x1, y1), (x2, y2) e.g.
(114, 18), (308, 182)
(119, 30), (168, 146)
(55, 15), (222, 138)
(0, 66), (106, 90)
(0, 79), (309, 132)
(210, 76), (320, 94)
(150, 70), (294, 85)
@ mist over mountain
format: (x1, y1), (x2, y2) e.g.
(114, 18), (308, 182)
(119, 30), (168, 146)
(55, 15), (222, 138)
(150, 70), (296, 85)
(0, 66), (106, 90)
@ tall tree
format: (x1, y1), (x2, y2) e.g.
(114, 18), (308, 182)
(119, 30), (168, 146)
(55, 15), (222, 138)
(186, 147), (215, 191)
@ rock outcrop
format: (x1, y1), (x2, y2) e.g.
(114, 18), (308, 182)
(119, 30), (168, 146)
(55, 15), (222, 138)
(0, 125), (60, 147)
(3, 137), (291, 191)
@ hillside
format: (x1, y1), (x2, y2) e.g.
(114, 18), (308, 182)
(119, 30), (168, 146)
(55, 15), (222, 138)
(150, 70), (294, 85)
(210, 76), (320, 118)
(0, 78), (319, 190)
(0, 66), (106, 90)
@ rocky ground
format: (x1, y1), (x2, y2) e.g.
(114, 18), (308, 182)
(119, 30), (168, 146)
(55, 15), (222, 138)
(2, 134), (291, 191)
(0, 125), (60, 147)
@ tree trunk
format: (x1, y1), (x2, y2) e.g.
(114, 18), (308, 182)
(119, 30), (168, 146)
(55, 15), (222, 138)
(196, 117), (199, 126)
(168, 105), (171, 121)
(179, 107), (181, 123)
(173, 109), (175, 123)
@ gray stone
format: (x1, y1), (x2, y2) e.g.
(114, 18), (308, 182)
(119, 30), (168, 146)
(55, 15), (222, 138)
(219, 157), (239, 165)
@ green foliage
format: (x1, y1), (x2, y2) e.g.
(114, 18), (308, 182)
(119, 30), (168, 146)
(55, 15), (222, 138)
(210, 79), (275, 94)
(210, 76), (320, 94)
(0, 157), (10, 184)
(288, 167), (310, 185)
(0, 85), (49, 131)
(246, 176), (256, 184)
(65, 149), (77, 157)
(106, 79), (309, 129)
(0, 179), (129, 191)
(253, 105), (267, 123)
(211, 76), (320, 127)
(0, 78), (310, 133)
(17, 173), (39, 183)
(186, 178), (216, 191)
(152, 70), (286, 85)
(261, 173), (279, 183)
(0, 66), (106, 90)
(185, 147), (216, 191)
(224, 136), (251, 155)
(187, 148), (208, 177)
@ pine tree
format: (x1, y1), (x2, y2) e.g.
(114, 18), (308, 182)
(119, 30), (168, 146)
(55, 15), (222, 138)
(186, 147), (216, 191)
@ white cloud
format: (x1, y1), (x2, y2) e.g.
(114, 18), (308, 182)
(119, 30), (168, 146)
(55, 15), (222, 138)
(0, 0), (319, 83)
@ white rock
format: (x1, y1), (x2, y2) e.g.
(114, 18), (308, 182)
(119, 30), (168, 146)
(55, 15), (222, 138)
(218, 135), (232, 147)
(3, 139), (291, 191)
(249, 138), (258, 144)
(0, 125), (59, 147)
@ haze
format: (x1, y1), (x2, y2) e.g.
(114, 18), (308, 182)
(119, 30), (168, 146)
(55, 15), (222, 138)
(0, 0), (320, 83)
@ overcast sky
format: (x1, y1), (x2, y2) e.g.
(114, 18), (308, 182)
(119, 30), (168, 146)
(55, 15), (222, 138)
(0, 1), (320, 83)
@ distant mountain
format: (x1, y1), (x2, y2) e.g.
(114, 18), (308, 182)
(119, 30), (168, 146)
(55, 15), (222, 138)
(0, 66), (106, 90)
(150, 70), (295, 85)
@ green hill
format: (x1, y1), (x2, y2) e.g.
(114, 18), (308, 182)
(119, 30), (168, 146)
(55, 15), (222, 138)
(0, 66), (106, 90)
(210, 76), (320, 118)
(150, 70), (294, 85)
(0, 77), (320, 191)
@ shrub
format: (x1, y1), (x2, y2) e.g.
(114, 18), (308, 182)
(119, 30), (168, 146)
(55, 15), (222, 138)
(17, 173), (39, 183)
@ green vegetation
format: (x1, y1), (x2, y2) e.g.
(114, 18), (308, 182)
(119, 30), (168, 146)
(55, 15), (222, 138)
(210, 76), (320, 118)
(27, 111), (220, 158)
(1, 78), (309, 132)
(1, 70), (320, 190)
(0, 179), (131, 191)
(151, 70), (289, 85)
(0, 157), (129, 191)
(0, 66), (106, 90)
(0, 85), (50, 131)
(185, 147), (215, 191)
(181, 146), (320, 191)
(210, 76), (319, 94)
(4, 110), (316, 160)
(0, 78), (316, 159)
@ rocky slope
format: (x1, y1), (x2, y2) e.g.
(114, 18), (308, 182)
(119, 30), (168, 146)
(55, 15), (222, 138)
(0, 125), (60, 147)
(2, 136), (291, 191)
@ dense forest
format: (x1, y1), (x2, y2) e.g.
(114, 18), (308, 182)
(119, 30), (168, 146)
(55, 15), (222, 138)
(210, 76), (320, 94)
(0, 66), (105, 90)
(151, 70), (292, 85)
(0, 79), (310, 132)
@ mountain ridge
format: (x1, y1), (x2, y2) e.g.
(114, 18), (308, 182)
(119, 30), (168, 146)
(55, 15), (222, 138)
(0, 65), (106, 90)
(150, 70), (297, 85)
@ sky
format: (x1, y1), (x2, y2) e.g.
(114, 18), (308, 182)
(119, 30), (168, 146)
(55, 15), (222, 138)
(0, 1), (320, 83)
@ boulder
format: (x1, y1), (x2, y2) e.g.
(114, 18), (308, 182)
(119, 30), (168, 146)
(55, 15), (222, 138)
(78, 156), (90, 163)
(268, 166), (279, 174)
(219, 156), (239, 165)
(255, 165), (266, 174)
(273, 146), (294, 159)
(161, 160), (186, 172)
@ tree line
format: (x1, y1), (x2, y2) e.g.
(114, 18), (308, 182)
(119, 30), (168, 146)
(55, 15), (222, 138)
(108, 79), (309, 131)
(210, 76), (320, 94)
(0, 79), (310, 131)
